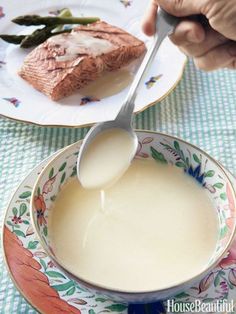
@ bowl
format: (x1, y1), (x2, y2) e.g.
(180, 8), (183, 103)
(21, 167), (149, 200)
(30, 130), (236, 303)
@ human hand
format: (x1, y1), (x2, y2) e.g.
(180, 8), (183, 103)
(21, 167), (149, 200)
(142, 0), (236, 71)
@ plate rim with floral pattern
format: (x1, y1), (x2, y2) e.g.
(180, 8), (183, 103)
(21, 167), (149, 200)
(2, 131), (236, 314)
(0, 0), (187, 128)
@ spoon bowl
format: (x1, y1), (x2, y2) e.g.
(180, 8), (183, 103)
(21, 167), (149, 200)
(77, 119), (138, 189)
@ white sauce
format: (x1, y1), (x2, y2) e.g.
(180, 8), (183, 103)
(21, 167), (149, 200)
(80, 69), (133, 99)
(49, 159), (218, 292)
(79, 128), (136, 189)
(48, 32), (114, 62)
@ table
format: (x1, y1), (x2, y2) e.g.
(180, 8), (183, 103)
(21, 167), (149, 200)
(0, 59), (235, 313)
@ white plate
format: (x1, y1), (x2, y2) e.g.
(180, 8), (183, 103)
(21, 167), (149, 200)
(0, 0), (186, 127)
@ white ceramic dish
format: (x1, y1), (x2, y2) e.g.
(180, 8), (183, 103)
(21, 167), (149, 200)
(30, 131), (236, 303)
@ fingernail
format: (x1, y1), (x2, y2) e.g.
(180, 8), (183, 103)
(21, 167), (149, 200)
(228, 45), (236, 57)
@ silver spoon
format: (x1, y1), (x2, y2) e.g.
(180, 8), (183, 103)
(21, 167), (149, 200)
(77, 9), (179, 185)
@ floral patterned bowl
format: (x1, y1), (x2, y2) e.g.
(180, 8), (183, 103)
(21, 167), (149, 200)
(30, 131), (236, 303)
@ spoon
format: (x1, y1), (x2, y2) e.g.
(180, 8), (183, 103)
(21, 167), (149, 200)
(77, 9), (179, 188)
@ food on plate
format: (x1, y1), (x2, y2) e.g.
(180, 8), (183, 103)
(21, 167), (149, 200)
(12, 14), (100, 27)
(0, 27), (71, 48)
(18, 21), (146, 101)
(0, 9), (100, 48)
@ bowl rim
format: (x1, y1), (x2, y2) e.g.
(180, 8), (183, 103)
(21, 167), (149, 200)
(30, 130), (236, 295)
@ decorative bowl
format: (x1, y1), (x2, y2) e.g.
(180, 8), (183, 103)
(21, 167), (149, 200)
(30, 130), (236, 303)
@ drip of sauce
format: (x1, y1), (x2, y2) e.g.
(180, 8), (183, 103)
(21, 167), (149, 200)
(79, 128), (136, 189)
(49, 159), (219, 292)
(100, 189), (106, 213)
(48, 32), (114, 62)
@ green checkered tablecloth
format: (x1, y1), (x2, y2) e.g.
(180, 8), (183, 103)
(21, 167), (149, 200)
(0, 60), (235, 313)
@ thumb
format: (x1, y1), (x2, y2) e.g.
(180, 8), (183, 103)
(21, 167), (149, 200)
(157, 0), (204, 17)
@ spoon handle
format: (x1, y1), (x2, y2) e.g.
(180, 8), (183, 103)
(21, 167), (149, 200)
(117, 9), (179, 121)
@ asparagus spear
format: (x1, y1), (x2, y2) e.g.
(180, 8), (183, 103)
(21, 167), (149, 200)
(20, 26), (52, 48)
(0, 28), (71, 47)
(20, 8), (73, 47)
(20, 27), (71, 48)
(0, 34), (25, 44)
(0, 8), (99, 48)
(12, 15), (100, 26)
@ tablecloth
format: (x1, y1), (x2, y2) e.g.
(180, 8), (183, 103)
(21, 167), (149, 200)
(0, 59), (235, 313)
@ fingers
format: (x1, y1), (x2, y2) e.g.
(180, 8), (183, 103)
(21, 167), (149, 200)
(170, 21), (229, 58)
(142, 0), (206, 37)
(157, 0), (204, 16)
(170, 20), (206, 46)
(169, 20), (234, 71)
(142, 0), (158, 36)
(194, 42), (236, 71)
(142, 0), (236, 71)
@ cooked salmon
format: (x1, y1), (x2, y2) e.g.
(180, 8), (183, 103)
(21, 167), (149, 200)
(19, 21), (146, 101)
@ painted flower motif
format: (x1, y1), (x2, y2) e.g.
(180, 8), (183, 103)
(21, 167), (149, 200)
(136, 137), (153, 158)
(42, 175), (56, 194)
(145, 74), (163, 89)
(0, 61), (6, 68)
(34, 195), (47, 226)
(136, 146), (149, 158)
(11, 215), (22, 224)
(26, 225), (34, 236)
(34, 251), (47, 258)
(80, 96), (100, 106)
(120, 0), (132, 8)
(204, 183), (216, 193)
(220, 280), (228, 291)
(186, 164), (204, 184)
(198, 272), (214, 293)
(228, 269), (236, 287)
(3, 97), (21, 108)
(219, 238), (236, 268)
(0, 7), (5, 19)
(48, 260), (56, 268)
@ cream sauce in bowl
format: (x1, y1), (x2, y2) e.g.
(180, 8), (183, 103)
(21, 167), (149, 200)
(49, 158), (219, 292)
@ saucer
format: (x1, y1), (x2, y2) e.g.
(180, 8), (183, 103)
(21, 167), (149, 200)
(2, 149), (236, 313)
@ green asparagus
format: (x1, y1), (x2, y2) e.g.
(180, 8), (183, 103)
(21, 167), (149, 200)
(20, 27), (71, 48)
(0, 28), (71, 47)
(12, 15), (100, 26)
(0, 34), (26, 44)
(0, 8), (100, 48)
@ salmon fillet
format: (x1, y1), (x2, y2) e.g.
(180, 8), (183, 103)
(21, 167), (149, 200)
(19, 21), (146, 101)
